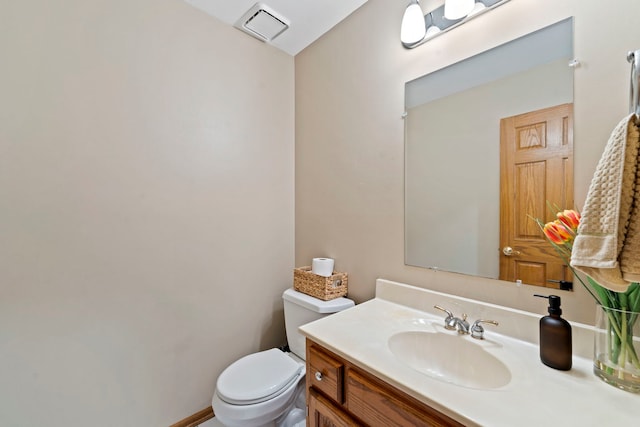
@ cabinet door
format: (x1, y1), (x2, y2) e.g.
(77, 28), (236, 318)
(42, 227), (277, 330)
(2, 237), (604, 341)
(308, 388), (362, 427)
(346, 369), (463, 427)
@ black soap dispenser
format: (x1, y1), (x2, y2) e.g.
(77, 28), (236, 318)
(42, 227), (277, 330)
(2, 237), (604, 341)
(534, 294), (572, 370)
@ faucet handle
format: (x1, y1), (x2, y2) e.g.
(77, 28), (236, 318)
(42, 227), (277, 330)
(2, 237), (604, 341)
(434, 305), (453, 317)
(433, 305), (457, 330)
(470, 319), (499, 340)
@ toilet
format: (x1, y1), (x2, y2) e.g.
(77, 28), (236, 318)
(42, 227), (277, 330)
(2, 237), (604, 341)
(212, 288), (355, 427)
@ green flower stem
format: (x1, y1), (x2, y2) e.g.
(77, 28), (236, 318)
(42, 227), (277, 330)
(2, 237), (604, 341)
(604, 307), (640, 373)
(627, 334), (640, 368)
(623, 316), (640, 369)
(605, 309), (623, 343)
(619, 311), (627, 379)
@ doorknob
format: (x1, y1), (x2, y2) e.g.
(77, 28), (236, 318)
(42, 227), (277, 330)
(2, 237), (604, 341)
(502, 246), (521, 256)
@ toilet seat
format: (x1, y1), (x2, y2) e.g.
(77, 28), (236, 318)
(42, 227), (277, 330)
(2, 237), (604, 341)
(216, 348), (303, 405)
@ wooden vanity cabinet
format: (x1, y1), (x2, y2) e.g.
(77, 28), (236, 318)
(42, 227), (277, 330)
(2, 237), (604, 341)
(306, 339), (465, 427)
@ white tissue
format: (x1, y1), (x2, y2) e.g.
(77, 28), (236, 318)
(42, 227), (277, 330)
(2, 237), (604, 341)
(311, 258), (335, 277)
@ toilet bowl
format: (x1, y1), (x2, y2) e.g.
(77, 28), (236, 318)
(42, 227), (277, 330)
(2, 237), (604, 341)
(212, 288), (354, 427)
(212, 349), (305, 427)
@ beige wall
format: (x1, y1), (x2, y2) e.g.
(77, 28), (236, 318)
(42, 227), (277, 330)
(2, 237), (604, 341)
(0, 0), (293, 425)
(295, 0), (640, 324)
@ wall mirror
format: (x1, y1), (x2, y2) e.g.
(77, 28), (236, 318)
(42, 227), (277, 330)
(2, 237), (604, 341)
(405, 18), (574, 283)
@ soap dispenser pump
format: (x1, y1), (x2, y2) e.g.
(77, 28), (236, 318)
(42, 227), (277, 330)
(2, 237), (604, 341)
(534, 294), (572, 370)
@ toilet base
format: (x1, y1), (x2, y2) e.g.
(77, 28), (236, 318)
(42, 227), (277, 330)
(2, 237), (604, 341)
(209, 413), (305, 427)
(213, 372), (306, 427)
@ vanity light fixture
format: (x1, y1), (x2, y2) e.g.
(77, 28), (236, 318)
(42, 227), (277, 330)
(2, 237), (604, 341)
(400, 0), (426, 45)
(425, 13), (441, 38)
(444, 0), (474, 20)
(469, 1), (487, 16)
(401, 0), (512, 49)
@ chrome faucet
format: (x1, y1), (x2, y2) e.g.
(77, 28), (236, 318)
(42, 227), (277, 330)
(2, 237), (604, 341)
(434, 305), (498, 338)
(434, 305), (469, 334)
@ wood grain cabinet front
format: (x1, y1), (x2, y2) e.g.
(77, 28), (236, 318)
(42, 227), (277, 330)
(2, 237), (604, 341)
(306, 339), (465, 427)
(308, 388), (360, 427)
(307, 343), (345, 404)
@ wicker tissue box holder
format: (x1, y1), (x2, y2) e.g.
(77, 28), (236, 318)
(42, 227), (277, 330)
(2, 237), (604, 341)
(293, 266), (348, 301)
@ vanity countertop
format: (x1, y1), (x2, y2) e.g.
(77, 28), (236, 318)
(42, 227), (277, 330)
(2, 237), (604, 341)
(299, 279), (640, 426)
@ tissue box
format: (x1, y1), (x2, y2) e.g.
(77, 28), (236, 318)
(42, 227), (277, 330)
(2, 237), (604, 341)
(293, 266), (348, 301)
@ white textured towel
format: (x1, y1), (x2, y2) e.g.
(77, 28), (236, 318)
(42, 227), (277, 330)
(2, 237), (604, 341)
(570, 114), (640, 292)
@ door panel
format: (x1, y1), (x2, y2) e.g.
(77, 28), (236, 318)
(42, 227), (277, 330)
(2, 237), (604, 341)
(499, 104), (573, 288)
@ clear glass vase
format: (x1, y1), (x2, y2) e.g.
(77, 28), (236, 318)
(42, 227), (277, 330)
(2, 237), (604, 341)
(593, 304), (640, 393)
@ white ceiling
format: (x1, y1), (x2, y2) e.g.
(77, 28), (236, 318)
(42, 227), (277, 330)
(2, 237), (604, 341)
(183, 0), (369, 56)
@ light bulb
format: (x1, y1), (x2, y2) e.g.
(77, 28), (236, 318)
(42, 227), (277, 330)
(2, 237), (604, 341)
(425, 25), (441, 37)
(401, 0), (426, 45)
(444, 0), (475, 20)
(468, 1), (487, 16)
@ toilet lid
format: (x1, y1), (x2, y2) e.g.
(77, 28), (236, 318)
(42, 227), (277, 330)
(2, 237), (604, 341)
(216, 348), (303, 405)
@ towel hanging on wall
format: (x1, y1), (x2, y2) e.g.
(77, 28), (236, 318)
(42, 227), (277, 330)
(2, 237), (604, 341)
(570, 114), (640, 292)
(570, 50), (640, 292)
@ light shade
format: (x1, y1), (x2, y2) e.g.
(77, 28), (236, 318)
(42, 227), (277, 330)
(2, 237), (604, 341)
(444, 0), (475, 20)
(400, 1), (426, 45)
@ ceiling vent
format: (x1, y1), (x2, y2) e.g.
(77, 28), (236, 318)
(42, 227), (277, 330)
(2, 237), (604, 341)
(235, 3), (290, 42)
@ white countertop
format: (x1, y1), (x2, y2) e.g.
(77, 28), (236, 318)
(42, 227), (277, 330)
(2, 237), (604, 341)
(299, 279), (640, 426)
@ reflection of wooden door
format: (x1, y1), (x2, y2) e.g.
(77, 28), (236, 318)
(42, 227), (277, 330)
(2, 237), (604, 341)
(499, 104), (573, 288)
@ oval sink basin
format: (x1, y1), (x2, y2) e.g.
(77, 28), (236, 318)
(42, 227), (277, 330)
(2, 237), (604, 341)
(388, 331), (511, 390)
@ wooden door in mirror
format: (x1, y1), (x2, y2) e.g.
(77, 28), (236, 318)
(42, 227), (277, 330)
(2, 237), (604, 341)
(499, 103), (574, 288)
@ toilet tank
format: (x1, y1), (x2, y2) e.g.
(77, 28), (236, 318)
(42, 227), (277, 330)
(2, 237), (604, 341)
(282, 288), (354, 359)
